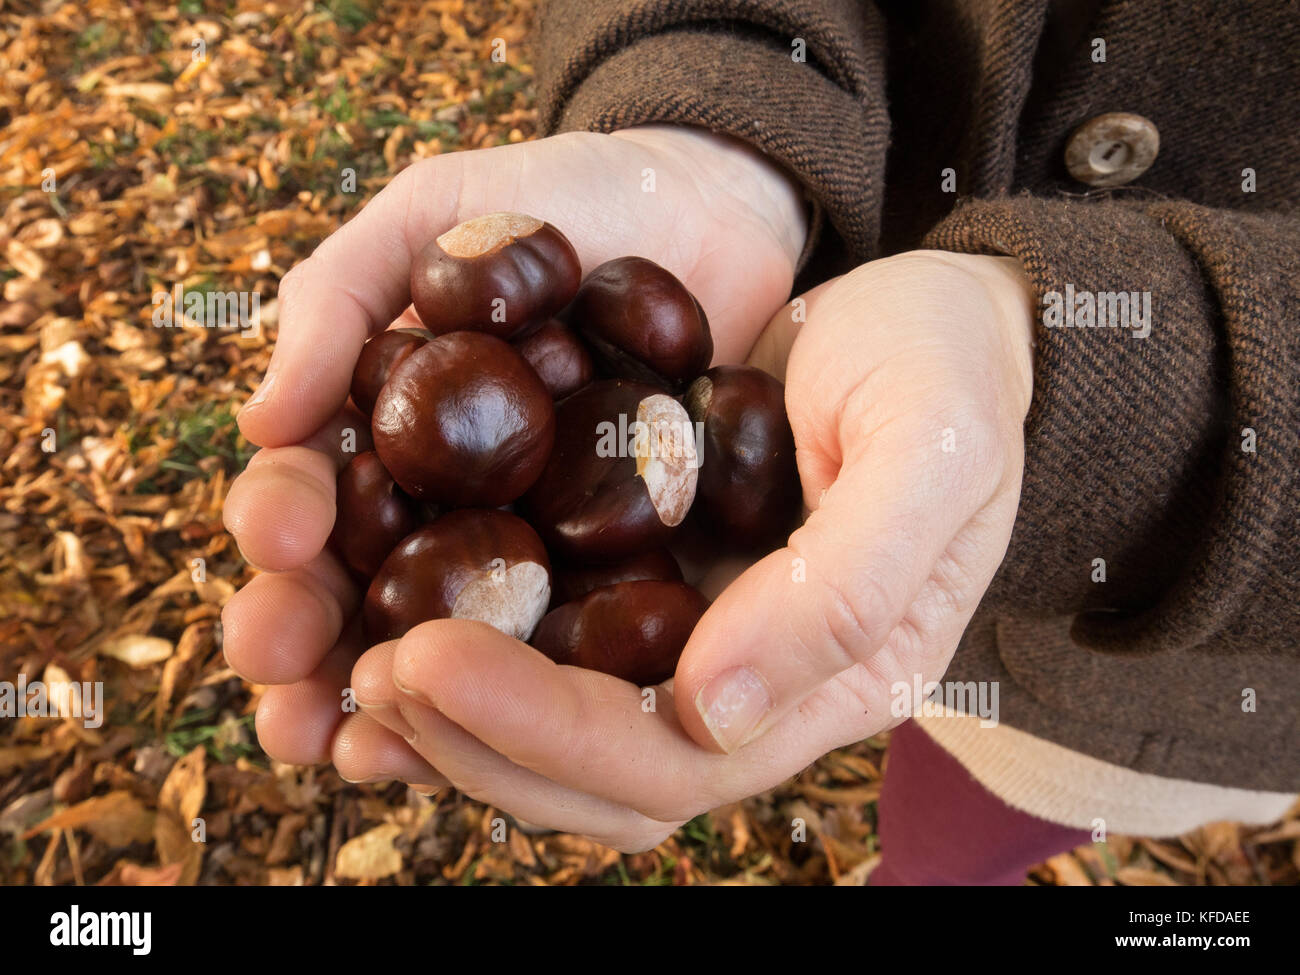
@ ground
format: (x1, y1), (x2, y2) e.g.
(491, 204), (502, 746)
(1, 0), (1296, 886)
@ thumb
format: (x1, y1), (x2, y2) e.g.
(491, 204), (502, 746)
(673, 410), (1002, 754)
(237, 158), (462, 448)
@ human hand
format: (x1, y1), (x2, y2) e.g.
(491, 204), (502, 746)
(221, 126), (808, 780)
(352, 250), (1037, 850)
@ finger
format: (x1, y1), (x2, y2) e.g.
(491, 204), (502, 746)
(351, 639), (414, 741)
(389, 620), (857, 823)
(394, 697), (680, 852)
(224, 407), (371, 571)
(352, 638), (674, 849)
(331, 711), (449, 790)
(254, 632), (358, 765)
(222, 551), (359, 684)
(238, 157), (464, 447)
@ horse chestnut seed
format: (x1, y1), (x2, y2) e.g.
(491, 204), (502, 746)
(568, 257), (713, 389)
(372, 331), (555, 507)
(329, 451), (421, 579)
(686, 365), (800, 546)
(531, 580), (710, 685)
(511, 318), (594, 400)
(410, 212), (581, 340)
(551, 547), (683, 605)
(521, 380), (698, 562)
(364, 508), (551, 643)
(350, 327), (434, 416)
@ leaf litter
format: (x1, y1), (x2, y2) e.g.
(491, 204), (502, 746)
(1, 0), (1295, 886)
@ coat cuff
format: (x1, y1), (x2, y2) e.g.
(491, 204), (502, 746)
(537, 2), (888, 273)
(925, 196), (1300, 656)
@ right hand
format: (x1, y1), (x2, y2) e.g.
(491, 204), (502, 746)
(222, 125), (808, 781)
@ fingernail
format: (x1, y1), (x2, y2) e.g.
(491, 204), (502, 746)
(394, 704), (420, 744)
(694, 667), (773, 753)
(241, 370), (277, 412)
(358, 702), (415, 741)
(393, 673), (436, 709)
(409, 784), (441, 797)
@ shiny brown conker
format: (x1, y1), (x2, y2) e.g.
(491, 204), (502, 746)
(329, 451), (422, 580)
(410, 212), (581, 340)
(568, 257), (712, 388)
(686, 365), (800, 547)
(551, 547), (683, 606)
(364, 508), (551, 644)
(511, 318), (594, 400)
(371, 331), (555, 507)
(531, 580), (709, 685)
(350, 327), (434, 416)
(520, 380), (698, 563)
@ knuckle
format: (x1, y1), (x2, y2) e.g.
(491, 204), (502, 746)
(277, 258), (313, 301)
(791, 543), (898, 669)
(819, 570), (894, 666)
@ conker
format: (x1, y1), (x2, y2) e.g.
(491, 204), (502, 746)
(350, 327), (434, 416)
(686, 365), (800, 547)
(329, 451), (422, 579)
(372, 331), (555, 507)
(568, 257), (713, 388)
(551, 547), (682, 605)
(531, 580), (710, 685)
(411, 212), (581, 340)
(520, 380), (698, 562)
(512, 318), (594, 400)
(364, 508), (551, 643)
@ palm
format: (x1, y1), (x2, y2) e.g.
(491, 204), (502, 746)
(407, 129), (799, 364)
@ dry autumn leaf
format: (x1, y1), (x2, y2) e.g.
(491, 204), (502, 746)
(335, 823), (404, 881)
(97, 860), (185, 886)
(26, 791), (155, 847)
(0, 0), (1293, 892)
(98, 634), (174, 667)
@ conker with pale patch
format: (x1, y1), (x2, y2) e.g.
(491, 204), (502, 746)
(520, 380), (698, 562)
(364, 508), (551, 643)
(686, 365), (800, 547)
(411, 212), (581, 340)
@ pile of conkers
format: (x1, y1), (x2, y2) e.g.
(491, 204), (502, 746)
(330, 212), (799, 684)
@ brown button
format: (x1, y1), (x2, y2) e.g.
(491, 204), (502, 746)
(1064, 112), (1159, 187)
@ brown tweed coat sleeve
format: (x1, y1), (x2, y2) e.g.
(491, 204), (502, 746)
(536, 0), (1300, 790)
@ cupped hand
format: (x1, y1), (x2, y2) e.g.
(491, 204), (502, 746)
(352, 250), (1038, 851)
(221, 126), (807, 779)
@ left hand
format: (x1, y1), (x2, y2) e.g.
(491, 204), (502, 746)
(346, 250), (1038, 851)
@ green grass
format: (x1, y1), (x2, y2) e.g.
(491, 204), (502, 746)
(324, 0), (375, 32)
(130, 399), (254, 493)
(601, 856), (677, 886)
(164, 708), (259, 763)
(319, 85), (357, 123)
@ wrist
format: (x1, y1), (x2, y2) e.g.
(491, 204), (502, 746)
(908, 250), (1036, 423)
(610, 124), (809, 270)
(975, 255), (1037, 423)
